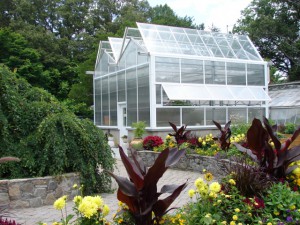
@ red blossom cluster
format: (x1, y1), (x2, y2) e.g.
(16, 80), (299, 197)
(143, 136), (164, 150)
(0, 218), (20, 225)
(243, 196), (265, 209)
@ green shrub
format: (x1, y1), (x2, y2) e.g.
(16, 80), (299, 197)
(231, 123), (250, 135)
(132, 121), (146, 138)
(0, 66), (114, 194)
(284, 123), (297, 134)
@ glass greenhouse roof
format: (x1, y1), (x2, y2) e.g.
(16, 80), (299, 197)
(162, 84), (270, 101)
(108, 38), (129, 61)
(137, 22), (262, 61)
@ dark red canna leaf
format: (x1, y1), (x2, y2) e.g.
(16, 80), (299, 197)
(213, 120), (222, 131)
(276, 146), (300, 169)
(107, 171), (138, 197)
(247, 118), (268, 159)
(117, 189), (139, 213)
(144, 148), (169, 188)
(160, 184), (185, 194)
(165, 148), (186, 167)
(129, 148), (147, 175)
(119, 146), (144, 191)
(263, 117), (281, 151)
(152, 182), (187, 218)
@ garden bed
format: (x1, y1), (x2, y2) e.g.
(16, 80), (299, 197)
(128, 150), (229, 177)
(0, 173), (80, 209)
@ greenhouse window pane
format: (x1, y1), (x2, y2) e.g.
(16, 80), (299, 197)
(229, 86), (255, 100)
(207, 86), (235, 100)
(227, 62), (246, 85)
(205, 61), (226, 84)
(229, 108), (247, 124)
(247, 64), (265, 86)
(248, 108), (265, 122)
(182, 108), (204, 126)
(157, 108), (180, 127)
(206, 108), (226, 125)
(248, 87), (271, 101)
(156, 84), (161, 104)
(181, 59), (204, 84)
(162, 84), (212, 100)
(155, 57), (180, 82)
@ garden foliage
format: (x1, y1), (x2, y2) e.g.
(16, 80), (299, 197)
(168, 122), (191, 145)
(234, 117), (300, 179)
(108, 146), (187, 225)
(0, 66), (114, 194)
(213, 120), (231, 151)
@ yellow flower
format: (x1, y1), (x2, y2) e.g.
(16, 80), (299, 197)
(293, 167), (300, 176)
(232, 215), (238, 221)
(209, 192), (217, 198)
(78, 196), (100, 218)
(73, 195), (82, 204)
(221, 221), (227, 224)
(117, 218), (123, 224)
(229, 179), (236, 185)
(204, 172), (213, 181)
(267, 223), (272, 225)
(103, 204), (110, 216)
(202, 141), (206, 146)
(188, 189), (196, 198)
(209, 182), (221, 193)
(230, 221), (236, 225)
(41, 223), (47, 225)
(53, 195), (67, 210)
(205, 213), (211, 218)
(290, 205), (296, 210)
(73, 184), (78, 189)
(194, 178), (205, 189)
(238, 223), (242, 225)
(234, 208), (240, 213)
(258, 221), (263, 224)
(274, 210), (280, 216)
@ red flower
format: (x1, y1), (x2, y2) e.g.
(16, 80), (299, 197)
(143, 136), (164, 150)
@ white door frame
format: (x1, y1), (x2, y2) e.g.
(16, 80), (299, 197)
(118, 102), (128, 146)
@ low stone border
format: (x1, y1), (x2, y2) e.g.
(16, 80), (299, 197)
(0, 173), (80, 209)
(129, 150), (229, 177)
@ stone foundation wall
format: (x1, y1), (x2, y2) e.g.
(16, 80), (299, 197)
(0, 173), (80, 209)
(129, 150), (229, 177)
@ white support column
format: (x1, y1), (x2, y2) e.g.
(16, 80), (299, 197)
(150, 55), (156, 129)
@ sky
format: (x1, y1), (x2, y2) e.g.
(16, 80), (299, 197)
(147, 0), (253, 33)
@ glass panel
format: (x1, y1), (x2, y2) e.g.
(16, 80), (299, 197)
(102, 77), (109, 125)
(138, 65), (150, 126)
(182, 108), (204, 126)
(227, 62), (246, 85)
(118, 71), (126, 102)
(248, 87), (270, 100)
(205, 61), (226, 84)
(247, 64), (265, 86)
(155, 57), (180, 83)
(100, 53), (109, 76)
(206, 108), (226, 125)
(156, 84), (161, 104)
(248, 108), (265, 122)
(109, 75), (117, 126)
(125, 42), (137, 68)
(123, 107), (127, 126)
(94, 79), (102, 125)
(126, 68), (137, 126)
(229, 87), (254, 100)
(181, 59), (203, 84)
(229, 108), (247, 124)
(208, 86), (234, 100)
(156, 108), (180, 127)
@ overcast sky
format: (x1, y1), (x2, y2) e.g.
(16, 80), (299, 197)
(147, 0), (253, 33)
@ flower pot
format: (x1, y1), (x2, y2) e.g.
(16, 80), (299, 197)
(130, 138), (144, 150)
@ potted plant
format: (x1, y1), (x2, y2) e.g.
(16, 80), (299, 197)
(121, 135), (128, 143)
(130, 121), (146, 150)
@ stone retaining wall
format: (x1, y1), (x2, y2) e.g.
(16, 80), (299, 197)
(129, 150), (229, 176)
(0, 173), (80, 209)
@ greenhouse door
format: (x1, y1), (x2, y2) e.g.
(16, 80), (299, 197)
(118, 103), (128, 146)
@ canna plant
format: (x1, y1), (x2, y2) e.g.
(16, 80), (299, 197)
(234, 117), (300, 179)
(108, 146), (187, 225)
(168, 122), (191, 145)
(213, 120), (232, 151)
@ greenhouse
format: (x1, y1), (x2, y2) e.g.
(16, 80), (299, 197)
(94, 22), (270, 139)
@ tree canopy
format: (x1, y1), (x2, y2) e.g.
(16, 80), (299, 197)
(234, 0), (300, 81)
(0, 0), (204, 110)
